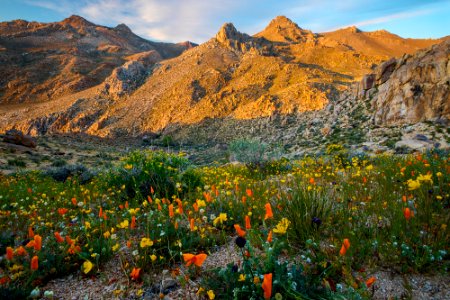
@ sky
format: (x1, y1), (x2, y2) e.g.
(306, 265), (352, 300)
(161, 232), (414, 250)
(1, 0), (449, 43)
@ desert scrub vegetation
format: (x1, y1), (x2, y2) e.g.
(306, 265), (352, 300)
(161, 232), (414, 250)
(0, 148), (448, 299)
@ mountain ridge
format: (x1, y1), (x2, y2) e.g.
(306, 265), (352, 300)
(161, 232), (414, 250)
(0, 15), (448, 153)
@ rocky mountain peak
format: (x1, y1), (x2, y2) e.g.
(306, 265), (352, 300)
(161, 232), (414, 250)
(115, 23), (132, 33)
(266, 16), (301, 31)
(215, 22), (259, 52)
(344, 26), (362, 33)
(255, 15), (315, 43)
(215, 23), (243, 43)
(61, 15), (94, 28)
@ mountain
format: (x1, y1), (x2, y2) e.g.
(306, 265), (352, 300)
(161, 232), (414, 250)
(0, 16), (447, 150)
(0, 15), (194, 104)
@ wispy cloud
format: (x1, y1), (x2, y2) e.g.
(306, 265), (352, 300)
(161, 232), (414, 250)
(23, 0), (450, 42)
(346, 8), (434, 28)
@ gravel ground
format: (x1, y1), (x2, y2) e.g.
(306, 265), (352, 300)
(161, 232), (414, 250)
(40, 240), (449, 300)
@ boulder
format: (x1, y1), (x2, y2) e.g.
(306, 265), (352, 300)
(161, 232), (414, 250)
(3, 129), (37, 148)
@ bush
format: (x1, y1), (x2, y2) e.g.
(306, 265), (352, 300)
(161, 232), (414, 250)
(229, 139), (284, 176)
(43, 164), (95, 184)
(106, 150), (203, 200)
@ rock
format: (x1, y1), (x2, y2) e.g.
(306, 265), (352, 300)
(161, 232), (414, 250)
(376, 58), (397, 84)
(161, 278), (177, 293)
(102, 61), (147, 98)
(414, 134), (429, 142)
(3, 129), (37, 148)
(361, 74), (376, 90)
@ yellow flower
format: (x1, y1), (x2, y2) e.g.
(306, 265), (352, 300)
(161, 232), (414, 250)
(366, 165), (374, 171)
(117, 220), (129, 229)
(213, 213), (227, 226)
(417, 174), (433, 184)
(151, 254), (157, 262)
(140, 237), (154, 248)
(407, 179), (421, 191)
(436, 172), (443, 177)
(103, 231), (111, 238)
(207, 290), (215, 300)
(82, 260), (93, 274)
(124, 164), (133, 170)
(196, 199), (206, 207)
(273, 218), (291, 234)
(112, 243), (120, 251)
(84, 221), (91, 229)
(196, 287), (205, 296)
(129, 208), (140, 215)
(238, 274), (246, 282)
(436, 195), (443, 200)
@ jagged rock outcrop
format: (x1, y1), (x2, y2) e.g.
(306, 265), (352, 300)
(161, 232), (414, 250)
(355, 39), (450, 125)
(215, 23), (269, 54)
(102, 61), (148, 98)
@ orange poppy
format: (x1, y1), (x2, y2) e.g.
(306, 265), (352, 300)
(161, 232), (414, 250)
(26, 240), (35, 248)
(71, 197), (77, 205)
(309, 177), (315, 184)
(147, 195), (153, 203)
(339, 238), (350, 256)
(193, 203), (199, 212)
(267, 230), (273, 243)
(246, 189), (253, 197)
(264, 203), (273, 220)
(130, 267), (141, 280)
(204, 192), (212, 202)
(34, 235), (42, 251)
(54, 232), (64, 243)
(57, 208), (68, 215)
(262, 273), (272, 299)
(190, 218), (195, 231)
(403, 208), (412, 220)
(157, 203), (162, 211)
(98, 207), (103, 218)
(125, 201), (129, 209)
(245, 216), (251, 229)
(242, 196), (247, 204)
(6, 247), (13, 260)
(31, 255), (39, 270)
(66, 236), (74, 245)
(131, 216), (136, 229)
(174, 221), (179, 229)
(16, 246), (27, 256)
(169, 204), (174, 218)
(234, 224), (246, 237)
(366, 277), (376, 288)
(28, 227), (34, 238)
(183, 253), (207, 267)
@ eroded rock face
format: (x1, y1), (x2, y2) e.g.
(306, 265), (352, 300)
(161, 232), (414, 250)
(102, 61), (148, 98)
(215, 23), (269, 54)
(353, 39), (450, 126)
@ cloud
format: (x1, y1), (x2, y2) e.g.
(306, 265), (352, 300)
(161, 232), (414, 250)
(25, 0), (449, 42)
(347, 8), (434, 28)
(76, 0), (243, 42)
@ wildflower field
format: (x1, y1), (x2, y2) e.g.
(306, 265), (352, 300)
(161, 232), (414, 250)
(0, 147), (449, 299)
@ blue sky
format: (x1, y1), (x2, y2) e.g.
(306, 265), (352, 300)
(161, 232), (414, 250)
(1, 0), (449, 42)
